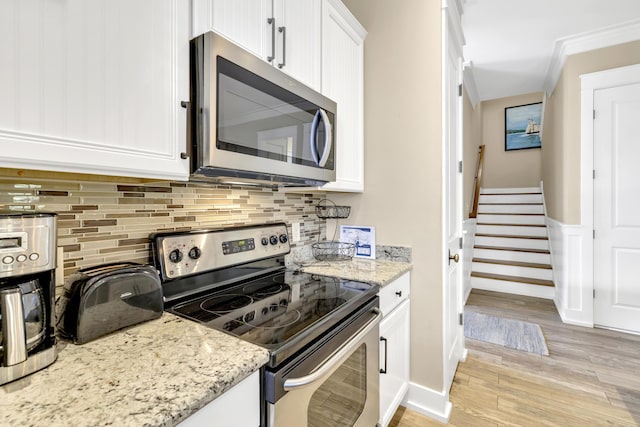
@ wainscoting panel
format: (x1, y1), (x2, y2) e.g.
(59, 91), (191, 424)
(546, 217), (593, 327)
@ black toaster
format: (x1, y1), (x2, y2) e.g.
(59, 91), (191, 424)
(58, 262), (163, 344)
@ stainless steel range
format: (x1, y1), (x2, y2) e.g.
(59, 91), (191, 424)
(150, 223), (380, 426)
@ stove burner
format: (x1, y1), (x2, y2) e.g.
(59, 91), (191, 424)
(246, 309), (302, 329)
(314, 297), (347, 317)
(243, 282), (284, 297)
(200, 294), (253, 314)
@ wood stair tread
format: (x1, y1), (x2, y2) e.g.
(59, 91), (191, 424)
(477, 223), (547, 227)
(480, 192), (542, 195)
(475, 233), (548, 240)
(472, 258), (552, 269)
(474, 245), (551, 254)
(471, 271), (555, 287)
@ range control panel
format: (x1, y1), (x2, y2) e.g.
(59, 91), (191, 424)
(154, 223), (290, 280)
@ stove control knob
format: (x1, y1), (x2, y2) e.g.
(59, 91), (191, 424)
(188, 247), (202, 260)
(269, 303), (279, 312)
(279, 299), (288, 307)
(261, 307), (269, 316)
(168, 249), (183, 263)
(269, 235), (278, 245)
(279, 234), (288, 244)
(261, 237), (269, 246)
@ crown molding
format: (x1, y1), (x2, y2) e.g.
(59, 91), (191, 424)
(544, 18), (640, 95)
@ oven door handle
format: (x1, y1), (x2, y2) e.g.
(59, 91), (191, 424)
(283, 307), (382, 391)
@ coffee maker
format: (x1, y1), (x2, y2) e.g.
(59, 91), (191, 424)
(0, 212), (57, 385)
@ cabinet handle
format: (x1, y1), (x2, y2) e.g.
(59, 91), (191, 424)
(278, 26), (286, 69)
(180, 101), (191, 160)
(395, 290), (402, 297)
(379, 336), (388, 374)
(267, 18), (276, 62)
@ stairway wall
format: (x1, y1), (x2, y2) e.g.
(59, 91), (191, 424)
(480, 92), (543, 188)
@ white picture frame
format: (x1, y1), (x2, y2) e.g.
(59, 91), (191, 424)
(340, 225), (376, 259)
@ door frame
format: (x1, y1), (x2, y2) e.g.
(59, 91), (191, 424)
(441, 0), (465, 406)
(580, 63), (640, 326)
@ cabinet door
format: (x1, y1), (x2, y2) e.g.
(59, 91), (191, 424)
(192, 0), (272, 59)
(0, 0), (190, 180)
(320, 0), (366, 192)
(273, 0), (321, 90)
(379, 299), (410, 427)
(179, 371), (260, 426)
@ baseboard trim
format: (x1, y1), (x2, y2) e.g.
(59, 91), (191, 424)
(402, 381), (452, 424)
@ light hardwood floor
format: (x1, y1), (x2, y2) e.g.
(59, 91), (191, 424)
(390, 289), (640, 427)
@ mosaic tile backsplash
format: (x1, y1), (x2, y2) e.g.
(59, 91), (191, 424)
(0, 177), (327, 280)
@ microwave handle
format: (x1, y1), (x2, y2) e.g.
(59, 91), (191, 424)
(309, 109), (333, 168)
(283, 307), (381, 391)
(0, 288), (28, 366)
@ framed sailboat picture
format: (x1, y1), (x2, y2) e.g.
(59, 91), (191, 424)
(505, 102), (542, 151)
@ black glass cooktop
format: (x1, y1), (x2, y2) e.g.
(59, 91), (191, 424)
(169, 270), (378, 366)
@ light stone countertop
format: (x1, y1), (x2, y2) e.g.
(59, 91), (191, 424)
(0, 313), (269, 427)
(298, 259), (412, 286)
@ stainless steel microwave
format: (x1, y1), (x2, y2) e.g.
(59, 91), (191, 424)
(189, 31), (336, 187)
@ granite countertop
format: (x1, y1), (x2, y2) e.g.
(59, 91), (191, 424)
(0, 314), (269, 427)
(298, 259), (412, 287)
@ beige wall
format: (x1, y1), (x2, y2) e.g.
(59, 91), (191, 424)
(481, 93), (543, 188)
(542, 40), (640, 224)
(336, 0), (444, 391)
(463, 90), (482, 218)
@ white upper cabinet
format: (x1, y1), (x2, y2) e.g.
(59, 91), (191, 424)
(192, 0), (272, 58)
(0, 0), (191, 181)
(193, 0), (321, 90)
(320, 0), (366, 192)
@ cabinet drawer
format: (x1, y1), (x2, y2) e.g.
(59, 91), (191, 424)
(378, 272), (410, 317)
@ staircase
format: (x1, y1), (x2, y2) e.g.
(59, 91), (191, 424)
(470, 187), (555, 299)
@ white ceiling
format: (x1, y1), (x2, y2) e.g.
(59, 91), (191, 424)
(462, 0), (640, 102)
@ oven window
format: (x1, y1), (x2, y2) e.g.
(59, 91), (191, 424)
(307, 344), (367, 427)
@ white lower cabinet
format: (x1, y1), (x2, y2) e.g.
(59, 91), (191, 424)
(0, 0), (191, 180)
(179, 371), (260, 427)
(378, 273), (411, 427)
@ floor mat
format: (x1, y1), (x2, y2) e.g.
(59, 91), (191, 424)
(464, 311), (549, 355)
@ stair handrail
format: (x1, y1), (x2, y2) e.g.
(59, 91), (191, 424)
(469, 144), (485, 218)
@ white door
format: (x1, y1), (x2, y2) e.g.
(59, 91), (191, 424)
(593, 82), (640, 333)
(443, 20), (464, 388)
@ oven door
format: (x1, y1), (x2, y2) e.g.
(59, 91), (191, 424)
(265, 299), (381, 427)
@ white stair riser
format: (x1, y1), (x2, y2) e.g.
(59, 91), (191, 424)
(476, 214), (545, 225)
(476, 224), (547, 237)
(480, 187), (541, 195)
(472, 262), (553, 281)
(473, 248), (551, 264)
(475, 236), (549, 250)
(479, 194), (543, 204)
(470, 277), (555, 299)
(477, 204), (544, 214)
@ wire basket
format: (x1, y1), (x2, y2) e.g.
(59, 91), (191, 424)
(315, 199), (351, 219)
(311, 241), (356, 261)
